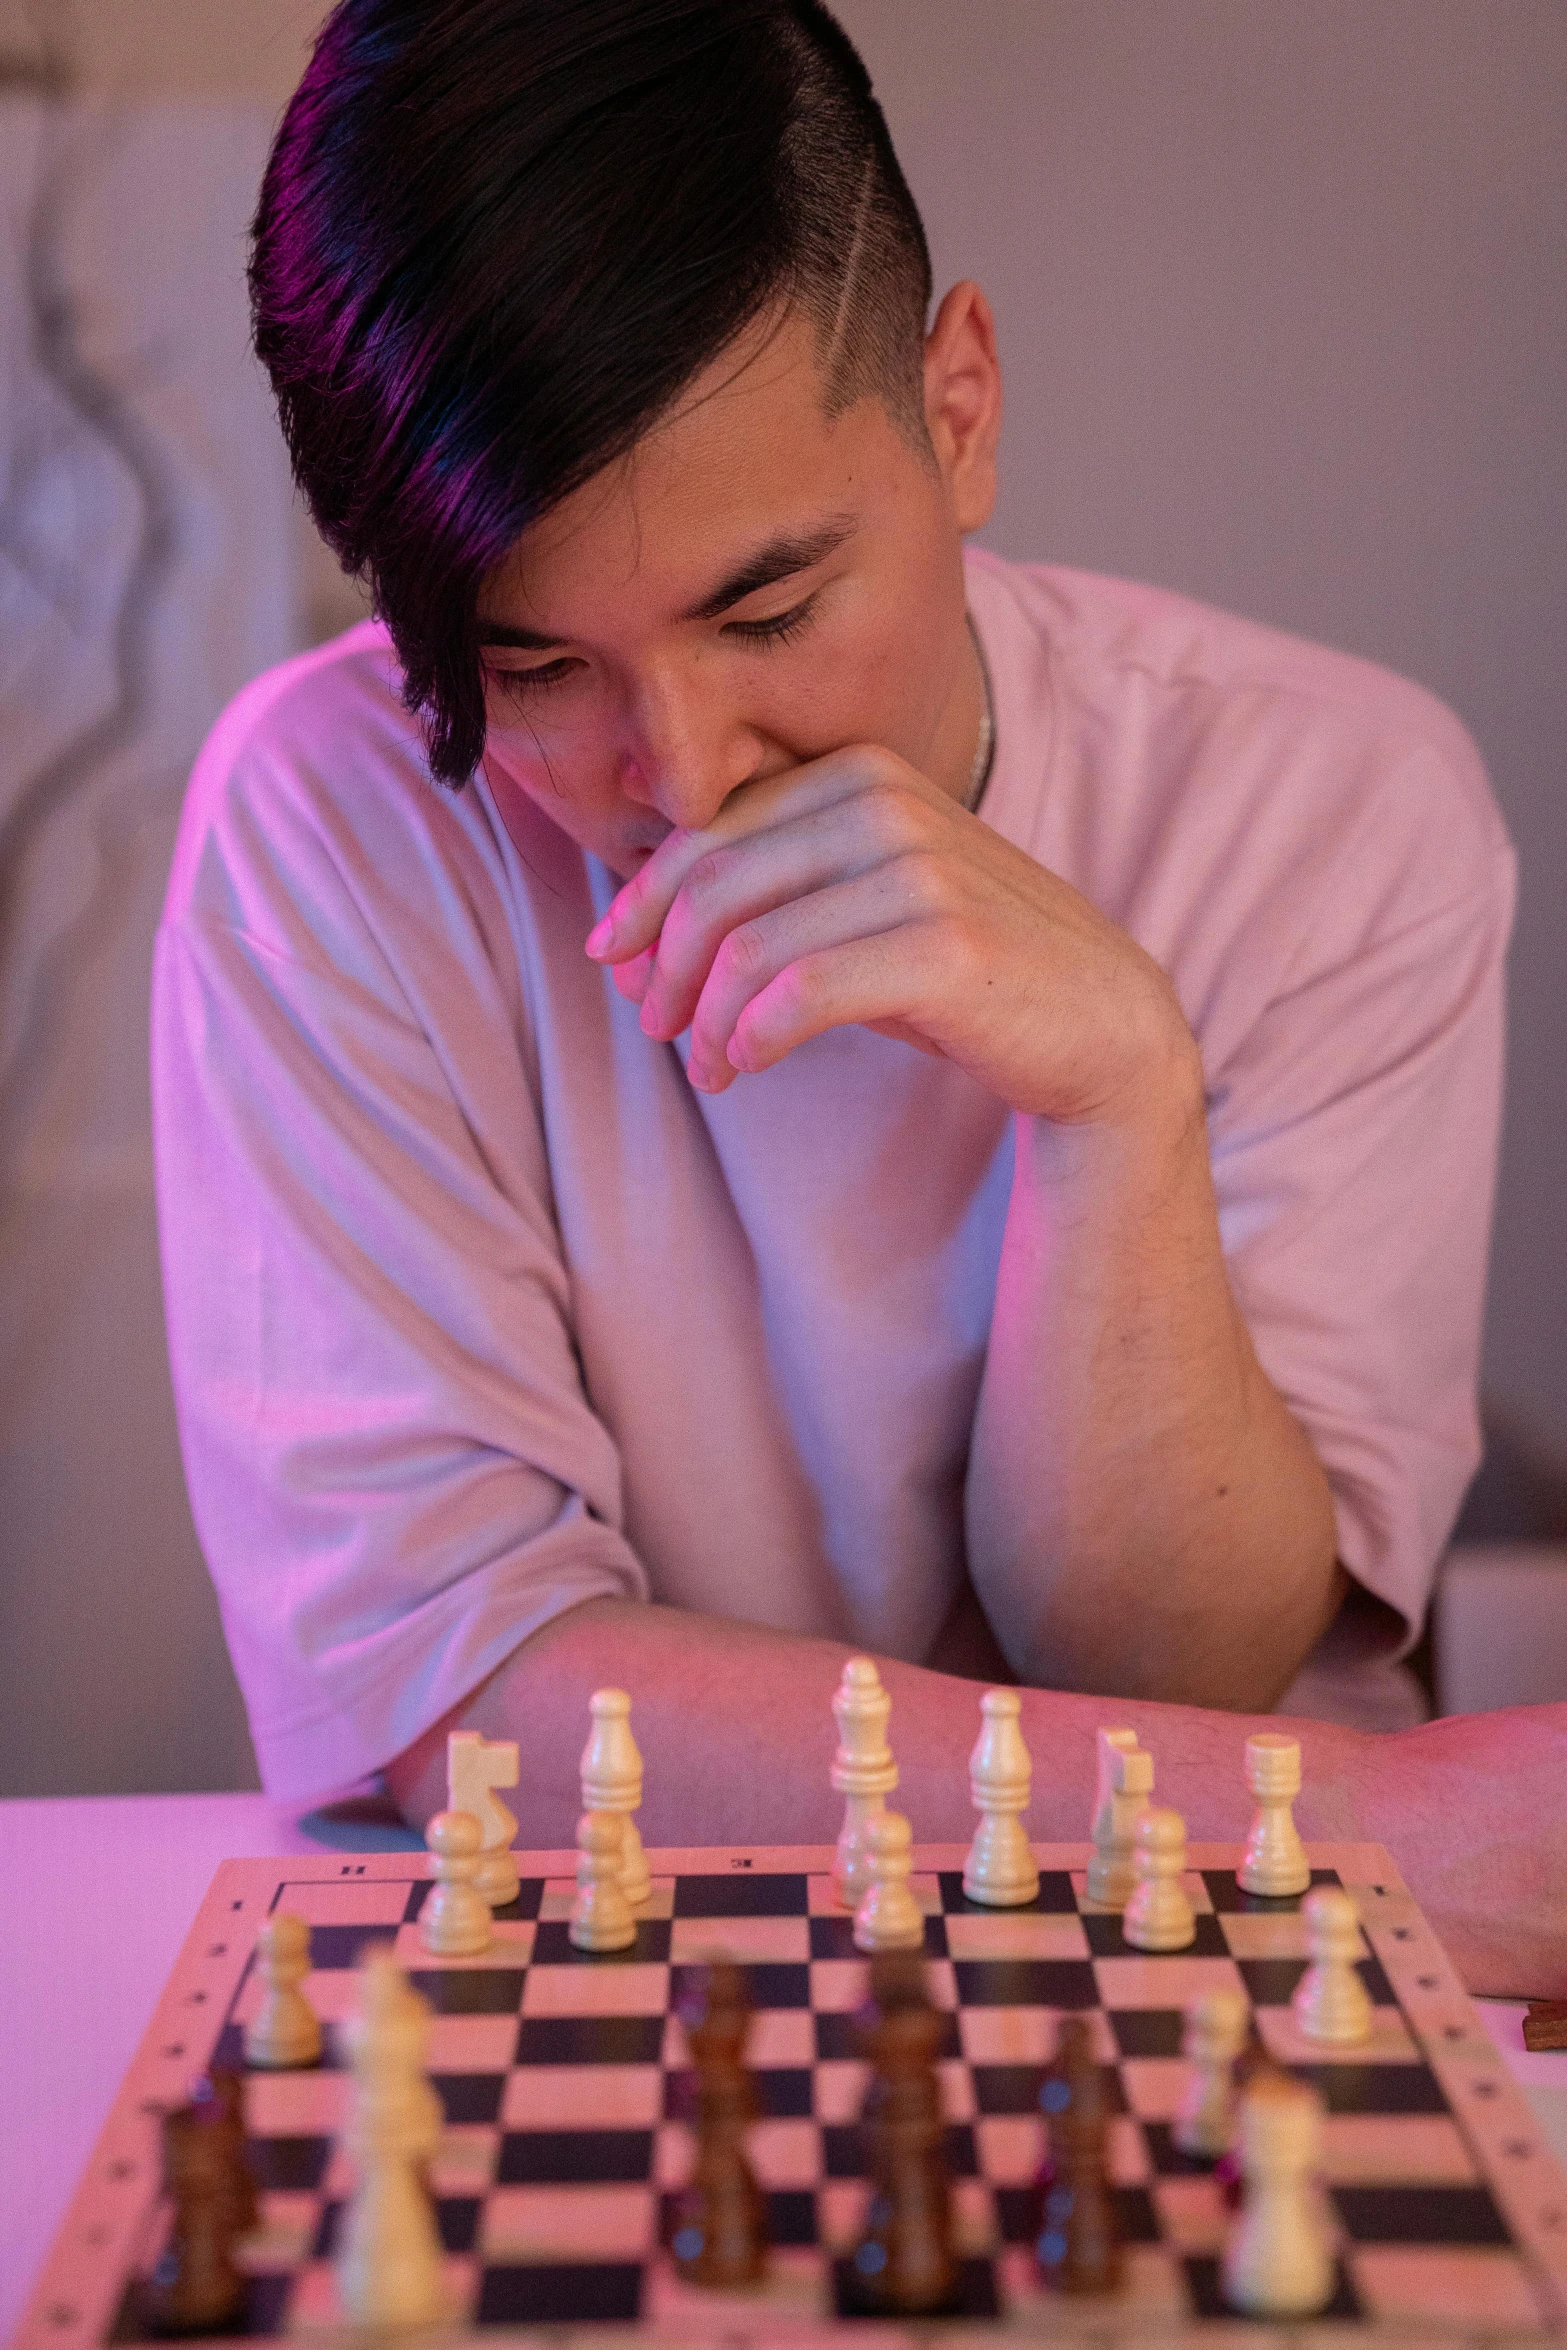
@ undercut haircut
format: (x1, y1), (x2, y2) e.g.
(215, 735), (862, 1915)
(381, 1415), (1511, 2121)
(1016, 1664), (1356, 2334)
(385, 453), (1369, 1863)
(250, 0), (933, 786)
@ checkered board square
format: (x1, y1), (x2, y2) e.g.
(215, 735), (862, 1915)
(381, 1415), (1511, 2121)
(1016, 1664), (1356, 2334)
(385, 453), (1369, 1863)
(17, 1840), (1567, 2346)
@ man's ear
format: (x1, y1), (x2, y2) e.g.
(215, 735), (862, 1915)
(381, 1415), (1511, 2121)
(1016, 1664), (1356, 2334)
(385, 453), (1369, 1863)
(924, 280), (1002, 533)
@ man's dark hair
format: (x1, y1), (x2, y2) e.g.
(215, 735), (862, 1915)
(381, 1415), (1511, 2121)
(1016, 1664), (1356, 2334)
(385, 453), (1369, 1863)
(250, 0), (933, 786)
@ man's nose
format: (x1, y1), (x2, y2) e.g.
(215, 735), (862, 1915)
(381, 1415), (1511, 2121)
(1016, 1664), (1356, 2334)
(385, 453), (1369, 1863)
(622, 664), (761, 829)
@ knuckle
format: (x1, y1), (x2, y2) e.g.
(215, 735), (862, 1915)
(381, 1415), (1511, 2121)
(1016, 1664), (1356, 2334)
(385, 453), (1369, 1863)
(713, 920), (770, 987)
(894, 845), (952, 913)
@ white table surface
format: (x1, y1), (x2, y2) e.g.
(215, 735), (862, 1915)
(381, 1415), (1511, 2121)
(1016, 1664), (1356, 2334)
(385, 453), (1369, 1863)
(3, 1793), (1566, 2342)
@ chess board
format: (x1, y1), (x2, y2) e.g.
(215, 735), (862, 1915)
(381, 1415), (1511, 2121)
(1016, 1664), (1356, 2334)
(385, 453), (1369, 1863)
(18, 1840), (1567, 2346)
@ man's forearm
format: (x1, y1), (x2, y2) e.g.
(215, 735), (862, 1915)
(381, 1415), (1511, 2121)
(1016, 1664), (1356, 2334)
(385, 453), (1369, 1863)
(386, 1595), (1567, 1999)
(967, 1051), (1341, 1710)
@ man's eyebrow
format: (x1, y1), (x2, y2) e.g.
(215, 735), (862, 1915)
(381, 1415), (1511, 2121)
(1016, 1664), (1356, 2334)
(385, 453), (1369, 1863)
(474, 514), (857, 652)
(684, 514), (857, 622)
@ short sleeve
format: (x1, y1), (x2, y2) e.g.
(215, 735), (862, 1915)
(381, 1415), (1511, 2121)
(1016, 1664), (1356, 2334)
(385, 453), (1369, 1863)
(1208, 850), (1514, 1663)
(152, 725), (647, 1802)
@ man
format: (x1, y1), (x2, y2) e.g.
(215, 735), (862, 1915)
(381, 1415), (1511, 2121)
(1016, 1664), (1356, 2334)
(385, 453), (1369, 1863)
(153, 0), (1560, 1994)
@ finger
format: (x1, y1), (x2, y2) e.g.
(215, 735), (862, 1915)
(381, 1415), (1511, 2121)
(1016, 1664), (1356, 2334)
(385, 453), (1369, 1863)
(586, 745), (925, 963)
(684, 857), (952, 1086)
(728, 919), (967, 1077)
(609, 942), (658, 1006)
(640, 799), (903, 1042)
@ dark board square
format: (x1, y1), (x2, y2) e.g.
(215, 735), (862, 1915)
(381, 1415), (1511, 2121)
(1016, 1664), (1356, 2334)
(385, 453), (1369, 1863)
(834, 2252), (998, 2319)
(823, 2122), (867, 2179)
(497, 2128), (654, 2185)
(1108, 2008), (1185, 2059)
(531, 1918), (671, 1965)
(1081, 1912), (1230, 1958)
(290, 1922), (398, 1971)
(248, 2134), (331, 2192)
(673, 1873), (808, 1916)
(814, 2007), (962, 2063)
(435, 2196), (481, 2253)
(1185, 2253), (1360, 2320)
(1113, 2185), (1161, 2244)
(477, 2262), (643, 2322)
(515, 2014), (665, 2067)
(1301, 2062), (1449, 2117)
(808, 1915), (947, 1960)
(1142, 2121), (1225, 2177)
(672, 1960), (810, 2012)
(406, 1967), (527, 2015)
(995, 2184), (1041, 2245)
(937, 1870), (1079, 1916)
(1332, 2184), (1511, 2246)
(431, 2071), (503, 2124)
(972, 2064), (1048, 2118)
(112, 2273), (291, 2343)
(1202, 1867), (1342, 1913)
(1237, 1955), (1394, 2009)
(953, 1959), (1099, 2010)
(764, 2189), (820, 2246)
(667, 2066), (816, 2121)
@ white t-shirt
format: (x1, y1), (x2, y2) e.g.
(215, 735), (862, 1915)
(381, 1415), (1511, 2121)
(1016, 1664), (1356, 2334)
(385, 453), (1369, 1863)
(152, 550), (1514, 1800)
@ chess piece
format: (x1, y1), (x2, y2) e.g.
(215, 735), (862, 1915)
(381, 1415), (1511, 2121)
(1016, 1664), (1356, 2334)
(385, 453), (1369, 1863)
(1086, 1731), (1154, 1909)
(447, 1729), (521, 1908)
(190, 2068), (257, 2234)
(1122, 1807), (1196, 1951)
(848, 1961), (957, 2313)
(831, 1657), (899, 1908)
(1524, 2001), (1567, 2051)
(138, 2101), (247, 2333)
(1035, 2015), (1122, 2295)
(1292, 1885), (1373, 2045)
(1221, 2067), (1335, 2316)
(419, 1810), (493, 1956)
(569, 1809), (639, 1951)
(962, 1688), (1039, 1906)
(243, 1911), (322, 2068)
(1238, 1733), (1310, 1898)
(671, 1958), (766, 2286)
(1173, 1987), (1251, 2158)
(853, 1809), (926, 1953)
(336, 1950), (446, 2324)
(580, 1687), (653, 1907)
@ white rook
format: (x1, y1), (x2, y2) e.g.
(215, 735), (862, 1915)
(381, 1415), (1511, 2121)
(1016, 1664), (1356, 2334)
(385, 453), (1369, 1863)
(1238, 1735), (1310, 1899)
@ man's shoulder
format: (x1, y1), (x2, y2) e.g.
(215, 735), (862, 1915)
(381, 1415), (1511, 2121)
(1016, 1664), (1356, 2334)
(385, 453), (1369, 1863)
(166, 621), (483, 942)
(970, 551), (1511, 916)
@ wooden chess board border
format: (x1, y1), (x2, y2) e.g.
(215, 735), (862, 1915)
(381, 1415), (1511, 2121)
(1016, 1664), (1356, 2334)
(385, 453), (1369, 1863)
(16, 1841), (1567, 2349)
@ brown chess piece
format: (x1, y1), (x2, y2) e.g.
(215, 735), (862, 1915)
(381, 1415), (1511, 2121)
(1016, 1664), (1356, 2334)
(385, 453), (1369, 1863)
(191, 2069), (258, 2234)
(848, 1960), (959, 2315)
(671, 1957), (767, 2287)
(138, 2103), (247, 2334)
(1035, 2016), (1123, 2295)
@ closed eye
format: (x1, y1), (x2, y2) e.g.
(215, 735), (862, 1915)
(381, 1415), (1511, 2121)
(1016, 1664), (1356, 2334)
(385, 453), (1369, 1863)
(724, 591), (820, 647)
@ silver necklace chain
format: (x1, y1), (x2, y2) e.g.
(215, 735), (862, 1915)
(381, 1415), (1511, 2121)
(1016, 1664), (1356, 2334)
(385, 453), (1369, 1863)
(964, 615), (996, 813)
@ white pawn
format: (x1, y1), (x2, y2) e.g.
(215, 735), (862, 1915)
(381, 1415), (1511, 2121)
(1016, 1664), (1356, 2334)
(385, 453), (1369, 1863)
(337, 1950), (445, 2325)
(831, 1657), (899, 1909)
(244, 1911), (322, 2068)
(581, 1689), (652, 1907)
(1222, 2069), (1335, 2316)
(1122, 1807), (1197, 1952)
(853, 1809), (926, 1953)
(1238, 1733), (1310, 1898)
(1086, 1729), (1154, 1909)
(963, 1689), (1039, 1906)
(570, 1810), (639, 1952)
(1293, 1885), (1373, 2045)
(1173, 1987), (1251, 2157)
(447, 1729), (521, 1908)
(419, 1810), (492, 1957)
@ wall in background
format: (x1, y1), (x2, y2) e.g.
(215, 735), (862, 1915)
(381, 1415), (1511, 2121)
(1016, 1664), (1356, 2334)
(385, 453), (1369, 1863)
(2, 1), (1561, 1794)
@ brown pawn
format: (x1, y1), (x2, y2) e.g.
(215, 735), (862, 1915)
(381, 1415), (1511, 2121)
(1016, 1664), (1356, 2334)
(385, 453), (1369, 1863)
(671, 1957), (767, 2287)
(847, 1961), (959, 2315)
(1035, 2017), (1123, 2295)
(138, 2104), (247, 2334)
(190, 2069), (257, 2235)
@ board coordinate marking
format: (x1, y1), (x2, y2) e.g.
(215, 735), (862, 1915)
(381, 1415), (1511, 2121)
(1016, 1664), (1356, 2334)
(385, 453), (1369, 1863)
(16, 1840), (1567, 2347)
